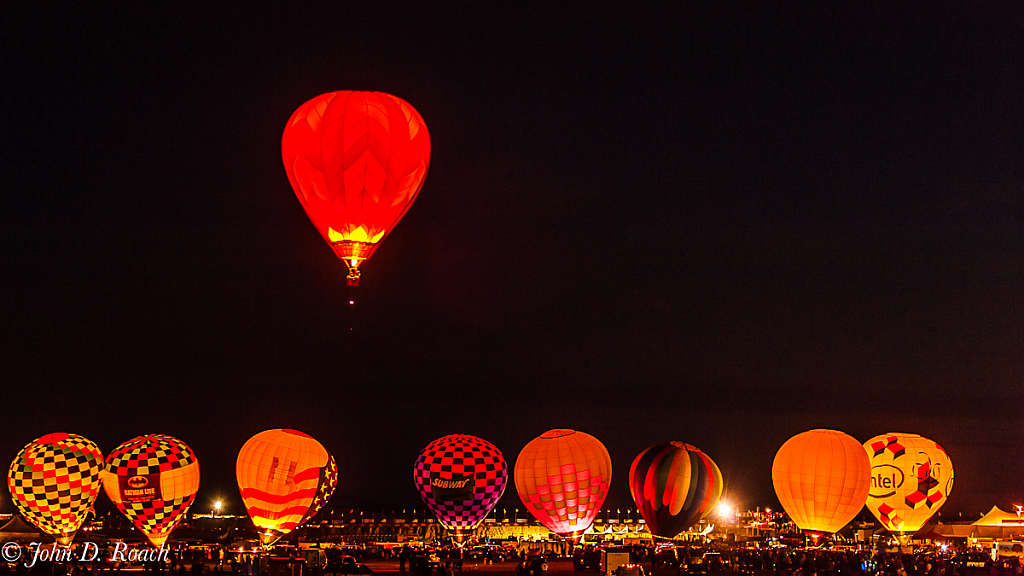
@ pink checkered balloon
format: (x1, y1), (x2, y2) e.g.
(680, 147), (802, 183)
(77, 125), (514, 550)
(413, 434), (508, 536)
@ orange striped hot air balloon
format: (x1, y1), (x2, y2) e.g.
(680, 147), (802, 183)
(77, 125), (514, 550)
(772, 429), (871, 543)
(236, 429), (338, 546)
(514, 429), (611, 540)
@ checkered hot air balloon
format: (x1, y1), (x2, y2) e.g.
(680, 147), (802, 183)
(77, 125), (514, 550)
(236, 429), (338, 547)
(515, 429), (612, 540)
(101, 434), (200, 547)
(413, 434), (508, 544)
(7, 433), (104, 545)
(628, 442), (723, 539)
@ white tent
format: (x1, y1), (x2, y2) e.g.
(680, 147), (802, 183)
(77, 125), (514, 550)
(974, 506), (1024, 527)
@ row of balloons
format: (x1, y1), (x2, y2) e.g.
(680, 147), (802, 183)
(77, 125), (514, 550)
(5, 430), (336, 549)
(5, 427), (952, 551)
(5, 429), (713, 549)
(416, 429), (954, 545)
(773, 429), (954, 541)
(416, 431), (720, 544)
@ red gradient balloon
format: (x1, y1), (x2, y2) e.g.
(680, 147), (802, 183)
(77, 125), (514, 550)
(281, 91), (430, 285)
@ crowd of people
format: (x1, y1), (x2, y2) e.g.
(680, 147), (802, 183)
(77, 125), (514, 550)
(649, 545), (1024, 576)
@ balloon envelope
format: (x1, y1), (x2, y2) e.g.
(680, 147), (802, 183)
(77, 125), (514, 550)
(7, 433), (104, 545)
(101, 434), (200, 547)
(414, 434), (507, 543)
(863, 433), (953, 535)
(281, 90), (431, 285)
(515, 429), (611, 537)
(628, 442), (723, 539)
(236, 429), (338, 546)
(772, 429), (870, 536)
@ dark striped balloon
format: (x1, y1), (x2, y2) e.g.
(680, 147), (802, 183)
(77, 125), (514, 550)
(628, 442), (723, 539)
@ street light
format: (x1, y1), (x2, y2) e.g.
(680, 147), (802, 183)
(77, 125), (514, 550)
(213, 500), (222, 517)
(717, 502), (733, 527)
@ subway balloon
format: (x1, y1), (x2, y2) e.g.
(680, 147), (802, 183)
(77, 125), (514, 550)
(414, 434), (507, 544)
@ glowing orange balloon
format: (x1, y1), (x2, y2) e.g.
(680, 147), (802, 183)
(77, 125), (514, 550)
(514, 429), (612, 538)
(772, 429), (870, 538)
(236, 429), (338, 546)
(281, 91), (431, 286)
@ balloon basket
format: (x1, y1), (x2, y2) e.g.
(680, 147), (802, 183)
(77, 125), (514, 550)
(449, 527), (475, 547)
(561, 531), (584, 551)
(331, 240), (371, 286)
(802, 531), (827, 547)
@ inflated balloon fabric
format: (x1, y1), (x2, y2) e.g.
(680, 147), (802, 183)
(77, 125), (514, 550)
(414, 434), (507, 531)
(102, 434), (200, 546)
(628, 442), (723, 539)
(281, 91), (430, 284)
(772, 429), (870, 535)
(236, 429), (337, 546)
(515, 429), (611, 536)
(8, 433), (104, 545)
(863, 433), (953, 534)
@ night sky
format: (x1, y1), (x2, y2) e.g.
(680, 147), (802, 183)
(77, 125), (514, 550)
(2, 4), (1022, 521)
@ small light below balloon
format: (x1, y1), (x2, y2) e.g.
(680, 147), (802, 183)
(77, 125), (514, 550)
(349, 300), (354, 305)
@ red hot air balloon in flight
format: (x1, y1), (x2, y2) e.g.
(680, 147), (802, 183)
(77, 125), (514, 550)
(281, 91), (431, 286)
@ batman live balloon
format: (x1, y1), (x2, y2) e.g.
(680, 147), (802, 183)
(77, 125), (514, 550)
(515, 429), (612, 541)
(282, 91), (431, 286)
(414, 434), (508, 544)
(237, 429), (338, 547)
(7, 433), (104, 545)
(628, 442), (723, 539)
(772, 429), (871, 543)
(102, 434), (200, 547)
(864, 433), (953, 539)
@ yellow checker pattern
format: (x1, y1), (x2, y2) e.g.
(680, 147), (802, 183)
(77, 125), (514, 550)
(7, 433), (104, 545)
